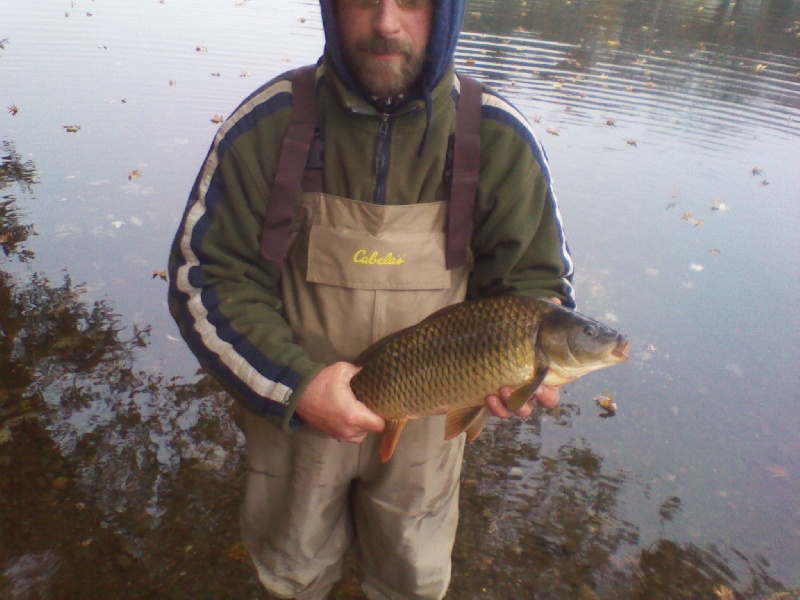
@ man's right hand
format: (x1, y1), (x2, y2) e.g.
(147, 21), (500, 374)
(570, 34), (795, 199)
(295, 362), (386, 444)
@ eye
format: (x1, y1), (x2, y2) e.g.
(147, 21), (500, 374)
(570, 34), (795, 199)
(583, 325), (597, 337)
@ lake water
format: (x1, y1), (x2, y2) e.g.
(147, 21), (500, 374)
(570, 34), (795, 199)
(1, 0), (799, 598)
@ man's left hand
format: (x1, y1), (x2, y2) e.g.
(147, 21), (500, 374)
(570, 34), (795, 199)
(485, 384), (559, 419)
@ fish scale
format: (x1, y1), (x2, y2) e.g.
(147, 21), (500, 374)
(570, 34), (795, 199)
(353, 297), (542, 419)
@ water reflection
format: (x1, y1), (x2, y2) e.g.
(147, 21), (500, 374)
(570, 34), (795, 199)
(0, 143), (263, 597)
(450, 424), (788, 599)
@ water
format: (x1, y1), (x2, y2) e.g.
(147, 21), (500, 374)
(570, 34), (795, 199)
(1, 0), (799, 597)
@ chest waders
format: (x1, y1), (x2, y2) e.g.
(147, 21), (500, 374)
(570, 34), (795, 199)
(240, 65), (485, 600)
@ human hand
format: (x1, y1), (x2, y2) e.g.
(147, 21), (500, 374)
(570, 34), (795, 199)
(295, 362), (385, 444)
(485, 384), (560, 418)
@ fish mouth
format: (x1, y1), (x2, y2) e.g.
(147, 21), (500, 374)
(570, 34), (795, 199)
(613, 336), (631, 361)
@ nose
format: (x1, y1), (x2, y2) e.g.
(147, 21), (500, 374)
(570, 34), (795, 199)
(372, 0), (403, 37)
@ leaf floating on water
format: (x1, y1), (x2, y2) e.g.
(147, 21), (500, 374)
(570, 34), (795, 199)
(595, 391), (617, 416)
(710, 248), (721, 256)
(754, 63), (767, 73)
(465, 58), (476, 66)
(128, 170), (141, 180)
(228, 541), (249, 564)
(152, 270), (167, 281)
(606, 118), (616, 127)
(711, 197), (730, 211)
(546, 126), (560, 136)
(626, 138), (637, 146)
(63, 124), (81, 132)
(210, 114), (224, 124)
(169, 79), (176, 86)
(240, 70), (252, 77)
(607, 40), (621, 47)
(196, 45), (207, 53)
(8, 104), (18, 115)
(766, 464), (789, 478)
(752, 166), (764, 175)
(713, 585), (734, 600)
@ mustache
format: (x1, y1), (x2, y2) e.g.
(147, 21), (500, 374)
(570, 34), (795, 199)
(355, 36), (414, 56)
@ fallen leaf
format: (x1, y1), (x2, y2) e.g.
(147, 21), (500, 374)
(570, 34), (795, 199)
(606, 118), (616, 127)
(766, 464), (789, 478)
(228, 541), (249, 563)
(626, 138), (637, 146)
(63, 125), (81, 132)
(710, 248), (721, 256)
(8, 104), (18, 115)
(128, 170), (141, 180)
(754, 63), (767, 73)
(607, 40), (621, 47)
(546, 126), (560, 136)
(211, 114), (224, 124)
(711, 198), (730, 211)
(595, 391), (617, 415)
(752, 166), (763, 175)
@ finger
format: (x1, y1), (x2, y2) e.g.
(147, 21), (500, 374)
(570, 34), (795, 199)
(485, 395), (513, 418)
(513, 398), (535, 419)
(533, 385), (560, 409)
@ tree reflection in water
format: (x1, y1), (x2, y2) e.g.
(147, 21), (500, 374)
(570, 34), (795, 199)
(0, 139), (795, 598)
(449, 416), (787, 599)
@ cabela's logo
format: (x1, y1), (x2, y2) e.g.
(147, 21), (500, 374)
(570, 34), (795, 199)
(353, 249), (405, 266)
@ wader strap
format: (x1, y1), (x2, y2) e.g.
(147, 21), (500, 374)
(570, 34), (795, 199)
(447, 74), (482, 270)
(260, 65), (318, 264)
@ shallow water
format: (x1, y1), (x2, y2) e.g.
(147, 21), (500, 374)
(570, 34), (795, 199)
(1, 0), (799, 597)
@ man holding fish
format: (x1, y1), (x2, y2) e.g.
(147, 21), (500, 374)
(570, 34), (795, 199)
(167, 0), (627, 598)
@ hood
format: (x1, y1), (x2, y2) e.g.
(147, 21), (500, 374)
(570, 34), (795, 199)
(319, 0), (467, 105)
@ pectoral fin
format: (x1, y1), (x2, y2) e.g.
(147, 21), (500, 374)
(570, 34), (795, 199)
(445, 406), (486, 441)
(505, 366), (550, 412)
(381, 419), (408, 462)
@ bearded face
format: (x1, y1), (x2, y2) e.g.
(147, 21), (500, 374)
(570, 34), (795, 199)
(335, 0), (433, 100)
(341, 34), (427, 98)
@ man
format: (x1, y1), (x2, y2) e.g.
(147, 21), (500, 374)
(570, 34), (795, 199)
(168, 0), (575, 598)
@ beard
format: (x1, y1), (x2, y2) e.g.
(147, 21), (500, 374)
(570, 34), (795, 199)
(342, 36), (427, 99)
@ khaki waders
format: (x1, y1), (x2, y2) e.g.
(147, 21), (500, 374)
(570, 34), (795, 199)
(238, 66), (482, 600)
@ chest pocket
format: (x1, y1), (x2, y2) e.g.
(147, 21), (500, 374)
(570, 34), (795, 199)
(306, 225), (451, 291)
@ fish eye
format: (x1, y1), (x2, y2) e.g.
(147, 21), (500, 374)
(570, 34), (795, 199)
(583, 325), (597, 337)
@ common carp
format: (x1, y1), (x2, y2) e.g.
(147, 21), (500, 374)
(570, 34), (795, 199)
(350, 296), (630, 461)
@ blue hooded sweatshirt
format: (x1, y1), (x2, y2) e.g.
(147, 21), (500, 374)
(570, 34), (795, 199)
(319, 0), (467, 146)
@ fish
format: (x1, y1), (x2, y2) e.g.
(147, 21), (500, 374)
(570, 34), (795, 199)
(350, 296), (630, 461)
